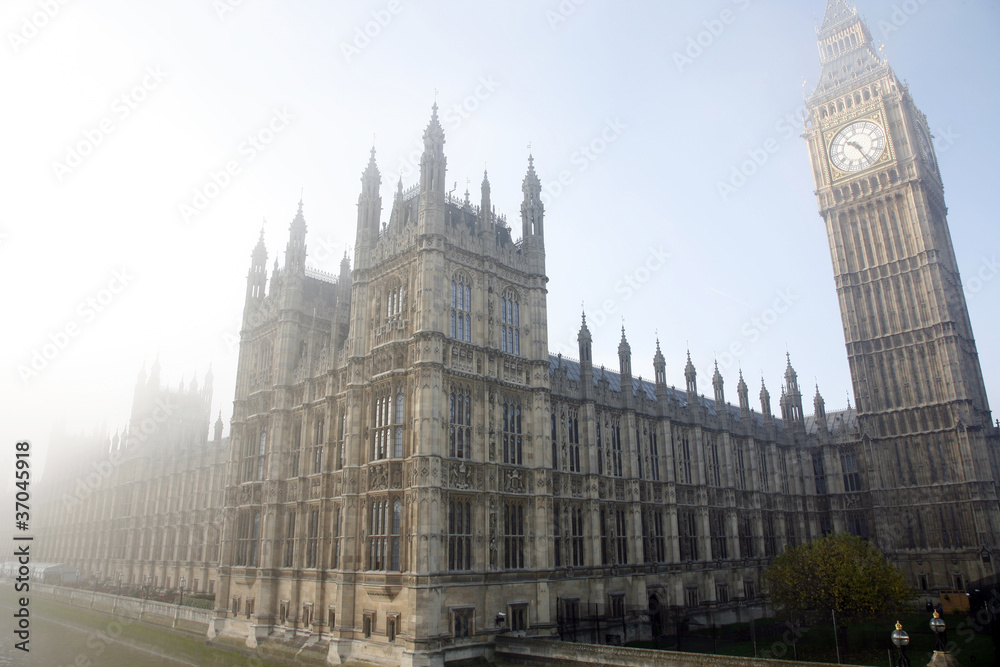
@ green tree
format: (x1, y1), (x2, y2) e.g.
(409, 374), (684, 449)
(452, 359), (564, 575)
(764, 532), (915, 652)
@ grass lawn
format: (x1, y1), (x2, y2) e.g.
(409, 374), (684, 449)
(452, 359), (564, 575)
(2, 587), (291, 666)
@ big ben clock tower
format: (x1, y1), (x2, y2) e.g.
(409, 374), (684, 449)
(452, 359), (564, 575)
(805, 0), (1000, 585)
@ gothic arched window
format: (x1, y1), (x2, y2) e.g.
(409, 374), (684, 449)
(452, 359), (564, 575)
(373, 390), (391, 461)
(449, 384), (472, 458)
(394, 384), (405, 458)
(501, 289), (520, 356)
(385, 281), (402, 320)
(368, 496), (403, 571)
(502, 394), (523, 465)
(450, 274), (472, 342)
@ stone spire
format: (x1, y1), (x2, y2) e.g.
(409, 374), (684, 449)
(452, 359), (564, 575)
(812, 0), (883, 100)
(653, 338), (666, 388)
(521, 154), (544, 239)
(737, 368), (750, 416)
(684, 350), (697, 396)
(578, 311), (592, 366)
(388, 176), (404, 230)
(284, 199), (308, 275)
(760, 377), (772, 422)
(246, 225), (268, 304)
(820, 0), (856, 30)
(781, 353), (805, 427)
(419, 103), (446, 198)
(618, 326), (632, 379)
(480, 170), (492, 228)
(578, 311), (593, 401)
(355, 147), (383, 270)
(814, 384), (828, 434)
(712, 360), (725, 407)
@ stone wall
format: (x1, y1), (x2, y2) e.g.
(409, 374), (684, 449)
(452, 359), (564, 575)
(31, 583), (213, 633)
(494, 636), (864, 667)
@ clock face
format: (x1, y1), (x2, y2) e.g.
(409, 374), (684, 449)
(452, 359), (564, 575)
(829, 120), (887, 173)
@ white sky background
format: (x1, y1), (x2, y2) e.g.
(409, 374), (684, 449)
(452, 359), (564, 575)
(2, 0), (999, 480)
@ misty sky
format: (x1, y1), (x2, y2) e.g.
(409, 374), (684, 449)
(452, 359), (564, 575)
(3, 0), (999, 481)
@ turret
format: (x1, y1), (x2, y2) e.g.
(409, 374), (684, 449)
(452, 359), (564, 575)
(285, 200), (308, 276)
(214, 412), (224, 443)
(653, 339), (667, 399)
(737, 369), (750, 419)
(760, 378), (773, 424)
(418, 104), (446, 235)
(578, 312), (593, 402)
(480, 170), (492, 229)
(246, 227), (268, 305)
(781, 353), (805, 428)
(684, 351), (697, 396)
(520, 154), (544, 240)
(712, 360), (725, 407)
(149, 355), (161, 387)
(684, 351), (699, 416)
(618, 327), (633, 408)
(354, 148), (382, 271)
(388, 176), (404, 232)
(618, 327), (632, 378)
(814, 384), (828, 435)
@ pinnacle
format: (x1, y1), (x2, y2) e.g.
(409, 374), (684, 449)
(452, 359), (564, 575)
(424, 102), (445, 143)
(820, 0), (857, 31)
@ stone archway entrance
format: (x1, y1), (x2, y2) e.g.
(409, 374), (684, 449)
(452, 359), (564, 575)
(648, 594), (663, 645)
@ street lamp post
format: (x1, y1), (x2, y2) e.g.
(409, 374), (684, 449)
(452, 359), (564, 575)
(890, 620), (910, 667)
(929, 611), (947, 652)
(117, 572), (123, 597)
(172, 576), (187, 628)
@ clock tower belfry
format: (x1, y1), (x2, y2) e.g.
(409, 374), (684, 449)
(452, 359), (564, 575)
(805, 0), (1000, 583)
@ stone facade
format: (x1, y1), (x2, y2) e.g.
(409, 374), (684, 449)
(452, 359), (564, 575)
(32, 3), (1000, 667)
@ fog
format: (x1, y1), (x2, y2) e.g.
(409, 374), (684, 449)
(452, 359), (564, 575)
(3, 0), (999, 484)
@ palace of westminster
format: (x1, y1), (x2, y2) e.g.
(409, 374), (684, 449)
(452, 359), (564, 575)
(32, 2), (1000, 665)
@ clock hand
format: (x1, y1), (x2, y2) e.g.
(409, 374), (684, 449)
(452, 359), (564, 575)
(847, 141), (864, 152)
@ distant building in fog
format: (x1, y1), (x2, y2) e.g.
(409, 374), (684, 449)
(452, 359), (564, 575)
(35, 361), (229, 597)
